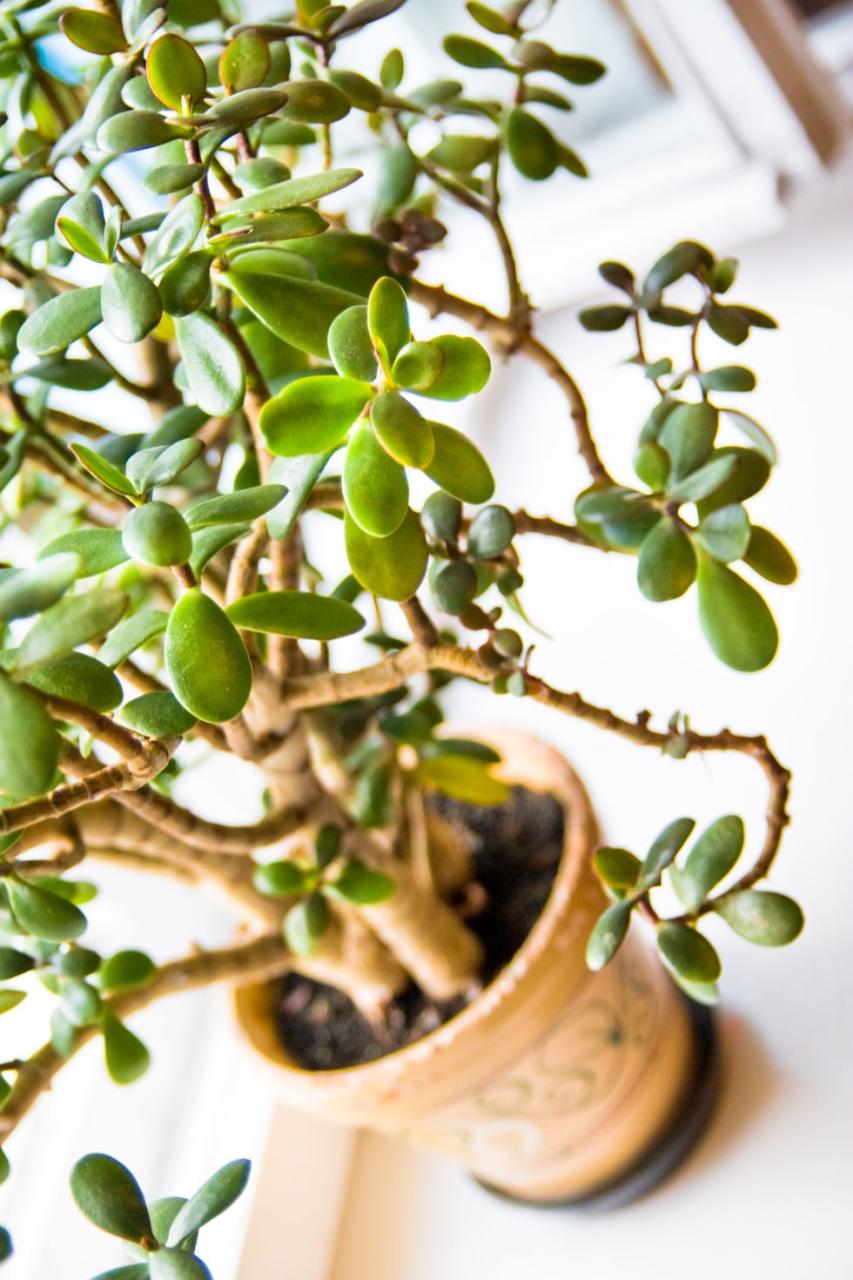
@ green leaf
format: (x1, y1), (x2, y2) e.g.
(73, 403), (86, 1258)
(184, 484), (286, 529)
(253, 860), (309, 897)
(699, 365), (756, 394)
(666, 453), (738, 504)
(70, 1153), (153, 1242)
(0, 990), (25, 1015)
(214, 168), (361, 222)
(38, 530), (128, 579)
(98, 950), (156, 993)
(7, 877), (86, 943)
(165, 590), (252, 723)
(380, 48), (404, 89)
(370, 391), (434, 468)
(147, 33), (207, 110)
(0, 1227), (10, 1263)
(15, 587), (128, 675)
(391, 341), (444, 393)
(1, 674), (59, 793)
(344, 420), (408, 536)
(125, 438), (204, 495)
(423, 423), (494, 503)
(99, 610), (168, 669)
(98, 110), (189, 155)
(427, 133), (496, 173)
(70, 444), (137, 498)
(144, 163), (206, 195)
(120, 691), (197, 738)
(143, 195), (204, 277)
(640, 817), (695, 887)
(60, 7), (127, 54)
(416, 335), (490, 401)
(466, 1), (514, 34)
(0, 553), (81, 622)
(444, 34), (510, 69)
(593, 847), (642, 893)
(413, 754), (509, 805)
(659, 402), (718, 481)
(673, 815), (744, 913)
(744, 526), (797, 584)
(149, 1249), (212, 1280)
(18, 287), (103, 358)
(220, 31), (271, 92)
(26, 653), (122, 713)
(175, 314), (245, 416)
(102, 1010), (151, 1084)
(328, 305), (378, 382)
(722, 409), (776, 465)
(467, 505), (515, 559)
(267, 453), (333, 540)
(644, 241), (712, 295)
(284, 893), (329, 955)
(506, 108), (557, 180)
(579, 305), (632, 332)
(696, 556), (778, 671)
(656, 922), (721, 982)
(225, 266), (362, 358)
(367, 276), (409, 371)
(377, 142), (416, 210)
(331, 859), (394, 905)
(60, 976), (102, 1027)
(345, 508), (427, 601)
(210, 87), (288, 126)
(149, 1197), (194, 1249)
(707, 301), (749, 346)
(260, 375), (372, 457)
(637, 518), (696, 602)
(0, 947), (36, 979)
(167, 1159), (251, 1246)
(227, 590), (364, 640)
(101, 263), (162, 344)
(714, 890), (804, 945)
(634, 442), (670, 491)
(694, 504), (750, 563)
(56, 192), (109, 263)
(159, 251), (212, 316)
(431, 560), (477, 615)
(586, 901), (631, 970)
(421, 491), (462, 542)
(328, 0), (408, 36)
(123, 502), (193, 567)
(695, 447), (771, 517)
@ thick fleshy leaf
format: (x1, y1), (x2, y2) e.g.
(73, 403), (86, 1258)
(284, 893), (330, 956)
(149, 1250), (212, 1280)
(666, 454), (738, 505)
(167, 1159), (251, 1246)
(37, 531), (128, 579)
(60, 7), (127, 54)
(98, 110), (189, 154)
(144, 163), (205, 195)
(345, 509), (427, 601)
(694, 504), (750, 563)
(714, 890), (804, 945)
(70, 444), (137, 498)
(328, 305), (377, 381)
(695, 448), (771, 517)
(392, 341), (444, 392)
(175, 314), (245, 416)
(415, 335), (490, 401)
(101, 263), (162, 344)
(120, 691), (197, 738)
(593, 847), (642, 894)
(147, 33), (207, 110)
(267, 452), (333, 539)
(467, 505), (515, 559)
(253, 860), (310, 897)
(367, 276), (409, 371)
(506, 107), (558, 180)
(187, 523), (246, 575)
(159, 252), (211, 316)
(15, 588), (128, 675)
(744, 527), (797, 585)
(226, 591), (364, 640)
(0, 673), (59, 798)
(586, 902), (631, 971)
(697, 556), (778, 671)
(637, 517), (696, 602)
(27, 653), (122, 713)
(423, 423), (494, 503)
(123, 503), (193, 567)
(102, 1011), (150, 1084)
(225, 268), (362, 357)
(209, 87), (287, 126)
(656, 922), (721, 983)
(214, 168), (361, 221)
(143, 195), (204, 277)
(71, 1154), (153, 1242)
(673, 815), (744, 913)
(7, 878), (86, 943)
(220, 31), (271, 92)
(184, 484), (286, 529)
(331, 859), (395, 905)
(125, 439), (204, 494)
(640, 817), (695, 887)
(414, 754), (509, 804)
(56, 192), (109, 263)
(371, 392), (434, 468)
(344, 420), (408, 536)
(165, 589), (252, 723)
(659, 402), (718, 481)
(431, 560), (477, 614)
(98, 950), (156, 992)
(260, 375), (372, 456)
(18, 287), (102, 357)
(98, 610), (168, 668)
(0, 554), (81, 622)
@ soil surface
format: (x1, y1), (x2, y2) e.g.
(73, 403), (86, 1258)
(274, 786), (565, 1071)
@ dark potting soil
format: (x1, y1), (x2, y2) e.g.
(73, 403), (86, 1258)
(274, 785), (565, 1071)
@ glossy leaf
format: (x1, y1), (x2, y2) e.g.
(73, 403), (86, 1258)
(123, 503), (193, 567)
(640, 817), (695, 887)
(656, 922), (721, 983)
(27, 653), (122, 713)
(56, 192), (109, 263)
(666, 453), (738, 504)
(60, 8), (127, 54)
(71, 1154), (153, 1242)
(175, 314), (245, 416)
(0, 553), (80, 622)
(99, 610), (168, 669)
(345, 509), (427, 601)
(260, 375), (372, 456)
(165, 590), (252, 723)
(7, 878), (86, 943)
(416, 335), (490, 401)
(102, 1011), (150, 1085)
(593, 847), (642, 893)
(696, 556), (778, 671)
(328, 305), (377, 381)
(344, 420), (408, 536)
(253, 860), (309, 897)
(101, 263), (162, 344)
(695, 504), (750, 563)
(159, 252), (212, 316)
(99, 950), (156, 992)
(673, 815), (744, 913)
(143, 195), (204, 277)
(468, 505), (515, 559)
(506, 108), (557, 180)
(331, 859), (395, 905)
(144, 162), (205, 195)
(120, 691), (197, 738)
(744, 527), (797, 585)
(267, 453), (333, 539)
(715, 890), (804, 946)
(367, 276), (409, 371)
(15, 588), (127, 675)
(149, 1250), (212, 1280)
(227, 591), (364, 640)
(284, 893), (329, 956)
(586, 902), (631, 971)
(220, 31), (271, 92)
(147, 34), (207, 110)
(70, 444), (137, 498)
(659, 403), (718, 481)
(167, 1159), (251, 1246)
(0, 673), (59, 798)
(18, 287), (103, 357)
(371, 391), (434, 468)
(226, 268), (362, 358)
(637, 518), (696, 601)
(214, 168), (361, 221)
(98, 110), (189, 154)
(184, 484), (286, 529)
(423, 423), (494, 503)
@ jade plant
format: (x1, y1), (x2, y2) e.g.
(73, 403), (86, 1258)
(0, 0), (803, 1270)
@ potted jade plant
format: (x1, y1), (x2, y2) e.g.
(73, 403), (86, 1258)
(0, 0), (803, 1271)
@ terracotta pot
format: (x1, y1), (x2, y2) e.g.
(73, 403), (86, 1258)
(234, 730), (716, 1206)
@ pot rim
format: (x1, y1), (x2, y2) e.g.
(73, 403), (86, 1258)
(233, 726), (600, 1084)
